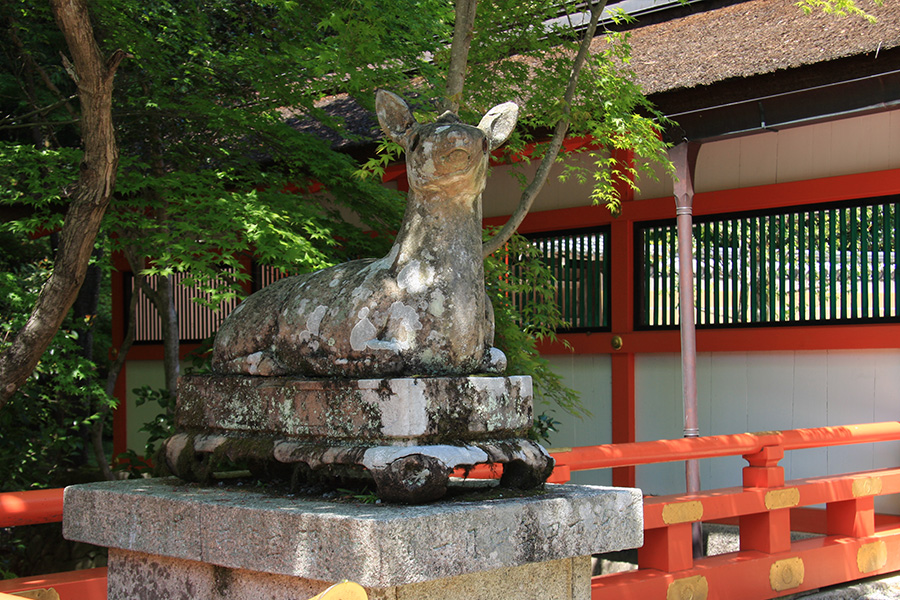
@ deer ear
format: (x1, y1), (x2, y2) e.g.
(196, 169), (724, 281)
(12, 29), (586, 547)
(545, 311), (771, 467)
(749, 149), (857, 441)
(376, 90), (417, 148)
(478, 102), (519, 150)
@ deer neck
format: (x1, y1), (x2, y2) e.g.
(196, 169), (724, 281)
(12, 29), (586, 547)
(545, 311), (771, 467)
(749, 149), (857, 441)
(390, 187), (484, 277)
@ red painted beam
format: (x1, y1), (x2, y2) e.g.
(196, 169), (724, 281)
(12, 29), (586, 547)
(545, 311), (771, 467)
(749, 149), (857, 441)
(540, 323), (900, 356)
(594, 527), (900, 600)
(552, 423), (900, 473)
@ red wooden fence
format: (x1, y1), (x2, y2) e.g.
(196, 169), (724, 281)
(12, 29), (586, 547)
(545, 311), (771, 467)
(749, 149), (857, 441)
(3, 422), (899, 600)
(551, 423), (900, 599)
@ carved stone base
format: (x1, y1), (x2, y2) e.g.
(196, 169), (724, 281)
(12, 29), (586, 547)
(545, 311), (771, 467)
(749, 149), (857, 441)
(161, 432), (553, 503)
(162, 374), (553, 503)
(176, 374), (534, 442)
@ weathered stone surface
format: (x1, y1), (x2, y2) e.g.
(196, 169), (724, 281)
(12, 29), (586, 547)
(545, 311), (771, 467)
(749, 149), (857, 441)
(106, 549), (592, 600)
(64, 479), (643, 589)
(176, 375), (533, 442)
(161, 434), (554, 504)
(211, 91), (518, 378)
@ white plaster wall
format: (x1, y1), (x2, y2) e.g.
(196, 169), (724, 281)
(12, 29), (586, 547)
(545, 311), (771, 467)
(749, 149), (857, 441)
(124, 359), (191, 456)
(544, 353), (613, 487)
(636, 109), (900, 199)
(482, 154), (601, 219)
(632, 350), (900, 513)
(452, 110), (900, 220)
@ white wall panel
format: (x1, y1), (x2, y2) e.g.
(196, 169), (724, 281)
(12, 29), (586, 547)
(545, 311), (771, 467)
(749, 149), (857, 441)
(706, 353), (750, 489)
(738, 132), (779, 189)
(634, 353), (685, 495)
(482, 156), (596, 219)
(789, 352), (828, 481)
(630, 349), (900, 507)
(644, 110), (900, 199)
(545, 354), (613, 486)
(889, 111), (900, 167)
(872, 351), (900, 513)
(825, 351), (876, 476)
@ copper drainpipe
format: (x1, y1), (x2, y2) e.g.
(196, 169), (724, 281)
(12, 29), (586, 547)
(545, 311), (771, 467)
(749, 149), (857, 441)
(670, 141), (702, 556)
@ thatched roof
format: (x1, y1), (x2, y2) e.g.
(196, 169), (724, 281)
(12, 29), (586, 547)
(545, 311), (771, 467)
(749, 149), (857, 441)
(619, 0), (900, 95)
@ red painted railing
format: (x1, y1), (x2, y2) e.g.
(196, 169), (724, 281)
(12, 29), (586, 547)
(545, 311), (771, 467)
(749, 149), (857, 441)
(4, 422), (899, 600)
(550, 422), (900, 600)
(0, 489), (107, 600)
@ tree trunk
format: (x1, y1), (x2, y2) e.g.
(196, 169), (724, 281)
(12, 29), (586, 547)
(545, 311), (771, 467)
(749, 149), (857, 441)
(0, 0), (125, 409)
(157, 274), (181, 396)
(442, 0), (479, 114)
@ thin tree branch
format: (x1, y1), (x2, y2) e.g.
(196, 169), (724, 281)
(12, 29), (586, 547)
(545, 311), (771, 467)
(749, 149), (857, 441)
(482, 1), (608, 258)
(0, 119), (80, 131)
(6, 13), (79, 121)
(0, 95), (78, 126)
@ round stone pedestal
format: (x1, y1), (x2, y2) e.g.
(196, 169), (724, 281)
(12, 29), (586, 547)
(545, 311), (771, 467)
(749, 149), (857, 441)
(162, 375), (553, 502)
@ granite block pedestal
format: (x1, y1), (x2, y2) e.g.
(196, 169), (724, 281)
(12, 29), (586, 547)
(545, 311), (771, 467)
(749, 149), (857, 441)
(64, 478), (642, 600)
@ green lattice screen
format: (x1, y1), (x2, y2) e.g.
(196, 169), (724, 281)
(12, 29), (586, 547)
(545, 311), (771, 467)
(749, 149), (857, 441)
(638, 196), (900, 327)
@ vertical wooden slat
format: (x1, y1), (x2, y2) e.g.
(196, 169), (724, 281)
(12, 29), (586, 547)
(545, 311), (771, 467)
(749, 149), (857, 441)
(849, 206), (858, 319)
(567, 235), (574, 325)
(895, 201), (900, 317)
(713, 220), (721, 325)
(778, 214), (786, 322)
(881, 204), (897, 317)
(670, 225), (678, 326)
(799, 211), (807, 322)
(749, 217), (758, 321)
(731, 219), (739, 324)
(697, 221), (705, 325)
(659, 227), (667, 327)
(829, 209), (837, 320)
(861, 205), (870, 318)
(643, 228), (651, 326)
(872, 204), (881, 317)
(578, 233), (589, 327)
(768, 214), (777, 322)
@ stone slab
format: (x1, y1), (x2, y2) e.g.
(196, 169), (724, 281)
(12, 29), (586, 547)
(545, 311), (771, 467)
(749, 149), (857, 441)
(64, 478), (642, 588)
(177, 375), (533, 442)
(106, 549), (593, 600)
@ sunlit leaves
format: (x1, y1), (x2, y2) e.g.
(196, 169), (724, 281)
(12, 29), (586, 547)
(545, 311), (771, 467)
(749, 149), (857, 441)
(796, 0), (881, 23)
(484, 230), (587, 419)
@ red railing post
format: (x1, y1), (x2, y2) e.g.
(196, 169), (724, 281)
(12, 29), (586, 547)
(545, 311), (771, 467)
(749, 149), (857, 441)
(826, 496), (875, 537)
(639, 522), (695, 572)
(740, 443), (792, 554)
(742, 443), (784, 488)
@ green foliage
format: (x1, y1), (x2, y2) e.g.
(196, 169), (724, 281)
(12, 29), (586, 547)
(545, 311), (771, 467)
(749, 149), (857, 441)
(529, 412), (561, 444)
(337, 486), (381, 504)
(796, 0), (881, 23)
(460, 2), (673, 215)
(88, 0), (423, 297)
(484, 230), (587, 420)
(0, 228), (115, 492)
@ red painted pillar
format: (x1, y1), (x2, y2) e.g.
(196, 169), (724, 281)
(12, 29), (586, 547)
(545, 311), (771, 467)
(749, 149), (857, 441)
(610, 353), (635, 487)
(827, 497), (875, 537)
(610, 148), (636, 487)
(639, 523), (695, 572)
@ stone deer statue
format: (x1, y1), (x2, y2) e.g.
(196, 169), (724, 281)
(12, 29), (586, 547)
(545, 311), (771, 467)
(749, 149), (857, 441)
(211, 90), (519, 378)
